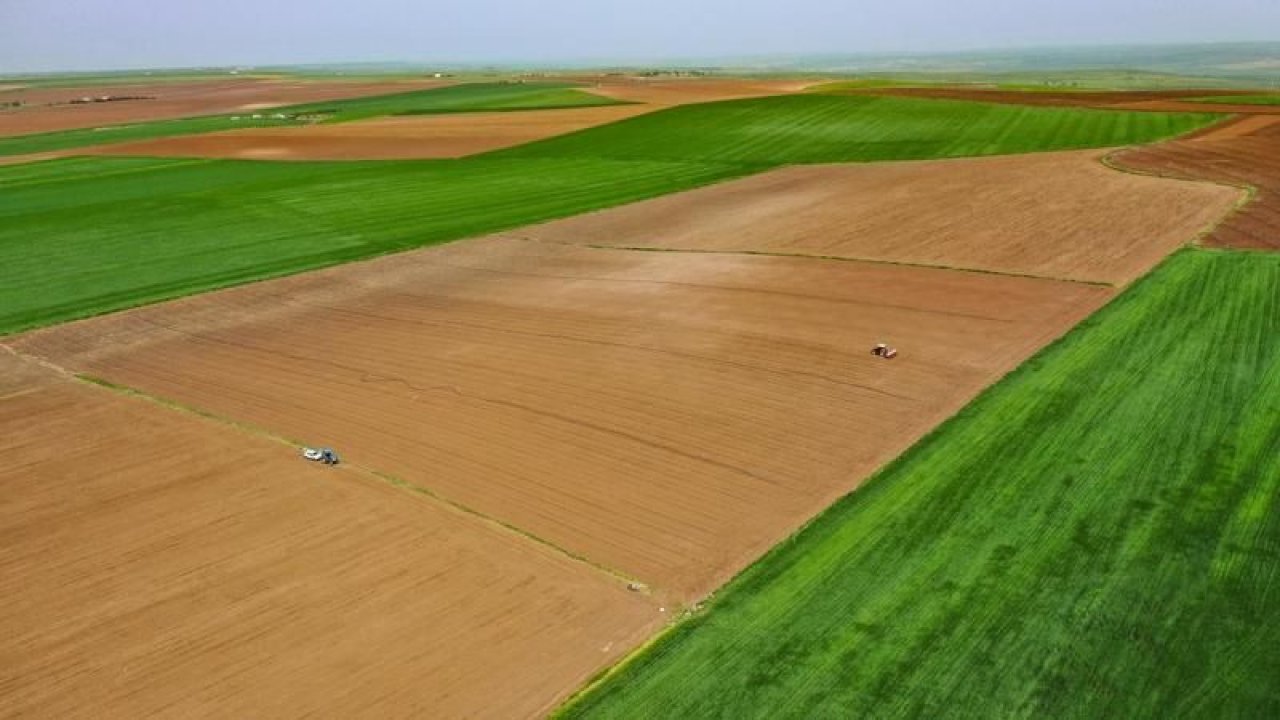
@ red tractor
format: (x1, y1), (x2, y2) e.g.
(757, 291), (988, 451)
(871, 343), (899, 360)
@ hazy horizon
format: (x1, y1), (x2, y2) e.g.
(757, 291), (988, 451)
(3, 0), (1279, 74)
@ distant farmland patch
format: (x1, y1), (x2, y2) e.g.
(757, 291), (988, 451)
(0, 82), (622, 157)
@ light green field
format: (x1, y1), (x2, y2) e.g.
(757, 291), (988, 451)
(0, 155), (747, 334)
(558, 248), (1280, 719)
(500, 94), (1218, 164)
(0, 82), (621, 157)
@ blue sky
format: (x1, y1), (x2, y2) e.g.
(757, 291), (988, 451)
(2, 0), (1278, 72)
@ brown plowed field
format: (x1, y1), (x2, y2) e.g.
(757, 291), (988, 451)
(11, 238), (1112, 600)
(847, 86), (1275, 113)
(577, 77), (811, 106)
(501, 149), (1242, 284)
(0, 78), (447, 136)
(0, 350), (660, 719)
(84, 104), (657, 160)
(1115, 110), (1280, 250)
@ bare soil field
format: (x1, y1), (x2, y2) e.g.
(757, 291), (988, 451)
(0, 350), (660, 719)
(851, 87), (1276, 113)
(85, 104), (657, 160)
(576, 77), (811, 106)
(1116, 111), (1280, 250)
(11, 238), (1112, 601)
(0, 78), (447, 136)
(501, 149), (1241, 285)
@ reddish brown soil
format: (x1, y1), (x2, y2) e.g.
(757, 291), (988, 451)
(0, 350), (660, 719)
(504, 149), (1241, 285)
(0, 78), (448, 136)
(1113, 109), (1280, 250)
(847, 86), (1278, 113)
(85, 104), (657, 160)
(11, 238), (1112, 601)
(1185, 114), (1280, 141)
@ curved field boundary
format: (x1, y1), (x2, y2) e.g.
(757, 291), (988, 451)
(1110, 111), (1280, 250)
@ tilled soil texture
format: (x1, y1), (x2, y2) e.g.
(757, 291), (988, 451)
(85, 105), (658, 161)
(576, 77), (812, 106)
(0, 351), (660, 719)
(845, 87), (1278, 114)
(1115, 112), (1280, 250)
(11, 238), (1112, 601)
(502, 149), (1242, 285)
(0, 78), (448, 136)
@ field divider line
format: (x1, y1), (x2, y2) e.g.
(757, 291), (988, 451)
(1099, 148), (1258, 252)
(65, 370), (655, 594)
(363, 468), (650, 589)
(519, 237), (1115, 287)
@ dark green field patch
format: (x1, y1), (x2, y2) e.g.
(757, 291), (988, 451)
(496, 94), (1219, 165)
(560, 248), (1280, 719)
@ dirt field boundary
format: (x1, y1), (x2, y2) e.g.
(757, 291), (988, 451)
(70, 367), (649, 590)
(548, 240), (1118, 287)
